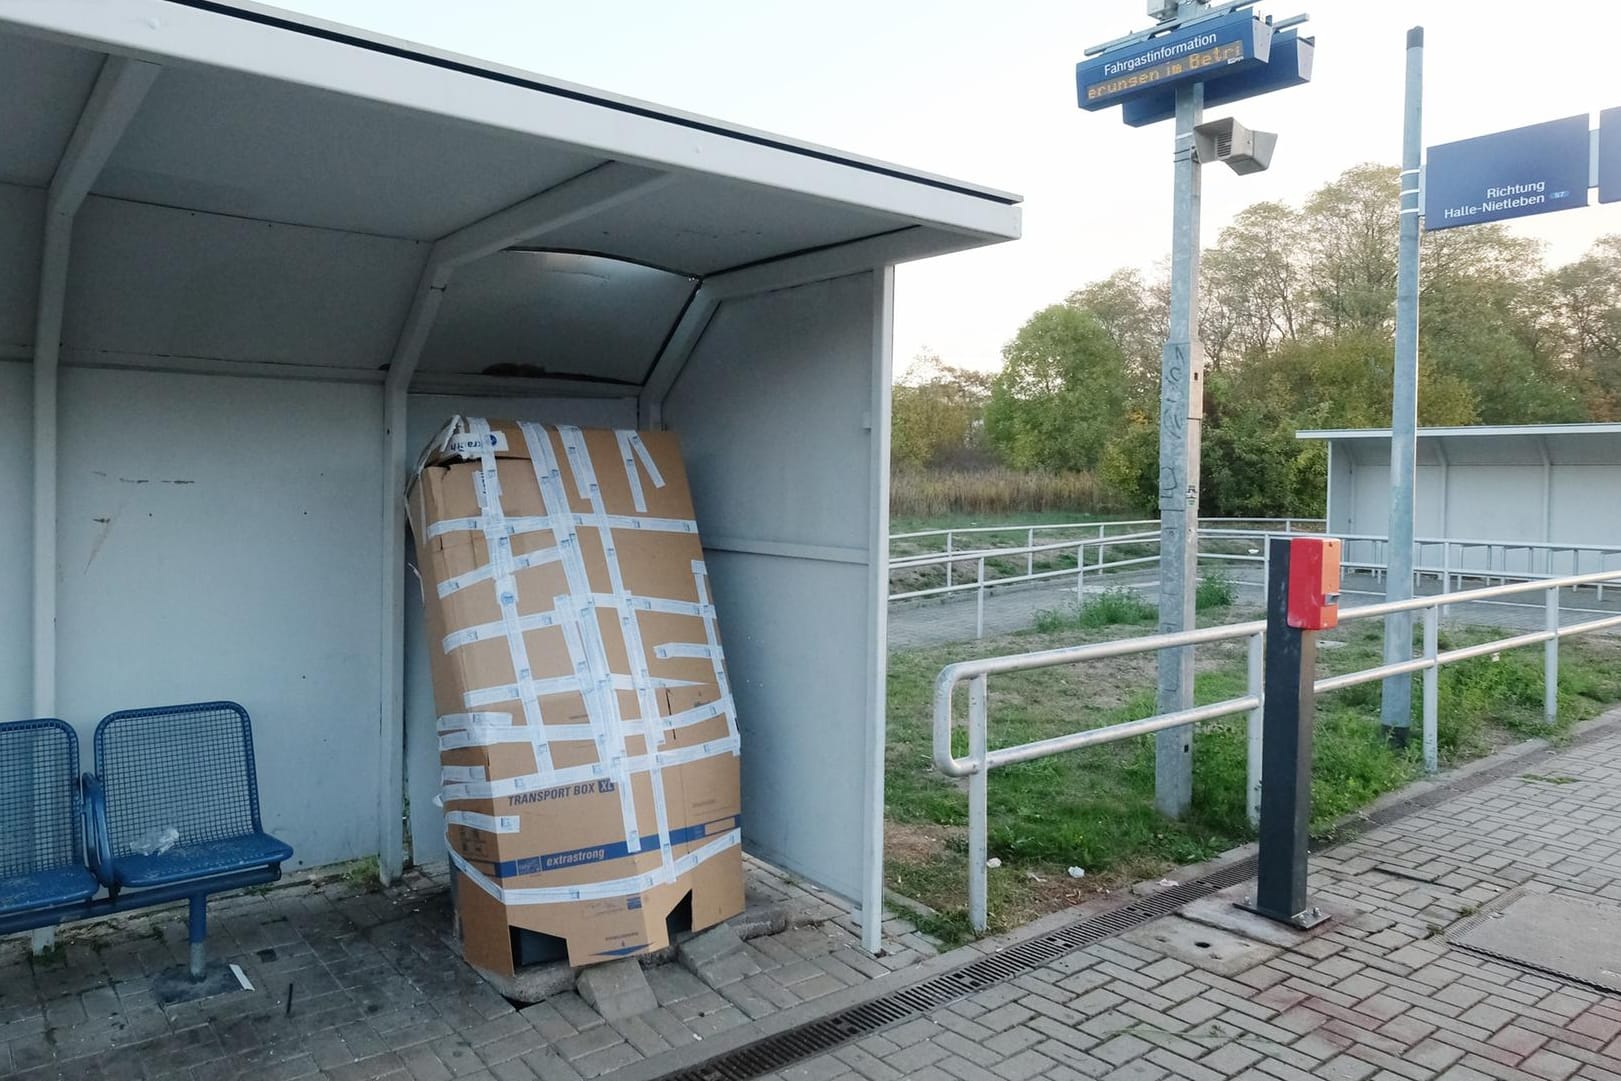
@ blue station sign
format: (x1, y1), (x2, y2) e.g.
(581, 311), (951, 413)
(1424, 115), (1591, 231)
(1120, 30), (1313, 128)
(1600, 107), (1620, 205)
(1075, 11), (1274, 112)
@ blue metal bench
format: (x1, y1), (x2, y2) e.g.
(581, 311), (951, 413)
(0, 719), (99, 925)
(0, 702), (292, 983)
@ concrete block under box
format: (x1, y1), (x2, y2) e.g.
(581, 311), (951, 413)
(408, 416), (744, 973)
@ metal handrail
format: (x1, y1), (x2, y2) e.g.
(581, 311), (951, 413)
(890, 524), (1621, 635)
(931, 565), (1621, 931)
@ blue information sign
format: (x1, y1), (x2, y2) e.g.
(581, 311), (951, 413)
(1120, 30), (1313, 128)
(1601, 107), (1620, 205)
(1424, 115), (1591, 231)
(1075, 12), (1273, 112)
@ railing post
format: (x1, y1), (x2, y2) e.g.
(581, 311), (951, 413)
(1261, 534), (1271, 606)
(968, 673), (989, 933)
(1441, 541), (1451, 595)
(976, 557), (986, 640)
(945, 531), (954, 589)
(1246, 631), (1264, 828)
(1076, 543), (1086, 600)
(1027, 528), (1035, 578)
(1545, 586), (1559, 725)
(1422, 607), (1439, 774)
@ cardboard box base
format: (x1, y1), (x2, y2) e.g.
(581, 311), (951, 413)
(453, 846), (745, 977)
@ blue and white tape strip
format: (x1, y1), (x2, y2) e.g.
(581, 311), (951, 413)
(448, 827), (740, 905)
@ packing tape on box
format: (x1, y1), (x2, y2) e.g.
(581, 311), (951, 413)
(426, 512), (698, 540)
(447, 826), (741, 906)
(464, 418), (557, 778)
(437, 695), (732, 753)
(446, 810), (521, 834)
(437, 545), (562, 599)
(427, 418), (739, 903)
(459, 673), (701, 710)
(438, 735), (740, 804)
(561, 422), (683, 883)
(653, 642), (722, 661)
(692, 560), (740, 744)
(615, 429), (667, 514)
(522, 422), (644, 852)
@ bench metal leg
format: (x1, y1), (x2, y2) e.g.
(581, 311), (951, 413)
(187, 895), (207, 982)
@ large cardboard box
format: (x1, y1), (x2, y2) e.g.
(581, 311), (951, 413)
(407, 417), (744, 972)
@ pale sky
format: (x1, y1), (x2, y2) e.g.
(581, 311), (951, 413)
(272, 0), (1621, 374)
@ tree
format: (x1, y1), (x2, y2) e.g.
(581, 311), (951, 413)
(1300, 164), (1399, 334)
(1065, 268), (1165, 405)
(984, 306), (1129, 472)
(1547, 235), (1621, 420)
(891, 354), (992, 469)
(1202, 201), (1307, 365)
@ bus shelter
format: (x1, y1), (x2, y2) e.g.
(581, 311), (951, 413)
(0, 0), (1022, 950)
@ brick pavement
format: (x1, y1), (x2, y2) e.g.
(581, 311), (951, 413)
(0, 856), (935, 1080)
(741, 721), (1621, 1081)
(11, 729), (1621, 1081)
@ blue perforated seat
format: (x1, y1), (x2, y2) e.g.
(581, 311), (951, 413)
(0, 866), (98, 915)
(0, 719), (96, 921)
(113, 833), (294, 889)
(88, 701), (293, 979)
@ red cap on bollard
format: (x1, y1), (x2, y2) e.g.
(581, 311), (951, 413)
(1287, 537), (1342, 630)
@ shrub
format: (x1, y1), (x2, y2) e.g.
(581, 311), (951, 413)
(1196, 571), (1235, 611)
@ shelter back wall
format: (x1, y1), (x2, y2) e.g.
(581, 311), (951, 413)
(47, 367), (381, 868)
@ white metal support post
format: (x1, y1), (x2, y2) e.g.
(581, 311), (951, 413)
(32, 56), (160, 717)
(376, 163), (672, 883)
(967, 674), (989, 932)
(1154, 7), (1206, 818)
(29, 54), (161, 956)
(860, 266), (896, 954)
(1381, 27), (1424, 743)
(1545, 586), (1559, 725)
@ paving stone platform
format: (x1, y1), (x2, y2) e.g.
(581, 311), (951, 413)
(11, 722), (1621, 1080)
(0, 856), (935, 1080)
(718, 714), (1621, 1081)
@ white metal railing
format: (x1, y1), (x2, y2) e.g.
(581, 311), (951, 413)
(930, 567), (1621, 931)
(890, 523), (1621, 637)
(887, 519), (1319, 637)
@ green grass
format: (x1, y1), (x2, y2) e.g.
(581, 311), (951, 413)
(884, 616), (1621, 945)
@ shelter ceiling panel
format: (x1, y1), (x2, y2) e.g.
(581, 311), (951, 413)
(0, 31), (103, 188)
(64, 196), (427, 369)
(94, 61), (607, 239)
(539, 176), (911, 276)
(0, 184), (43, 353)
(417, 251), (694, 381)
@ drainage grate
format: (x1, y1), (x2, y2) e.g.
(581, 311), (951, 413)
(656, 859), (1257, 1081)
(654, 722), (1621, 1081)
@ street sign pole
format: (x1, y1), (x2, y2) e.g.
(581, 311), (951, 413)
(1380, 26), (1423, 743)
(1154, 15), (1205, 818)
